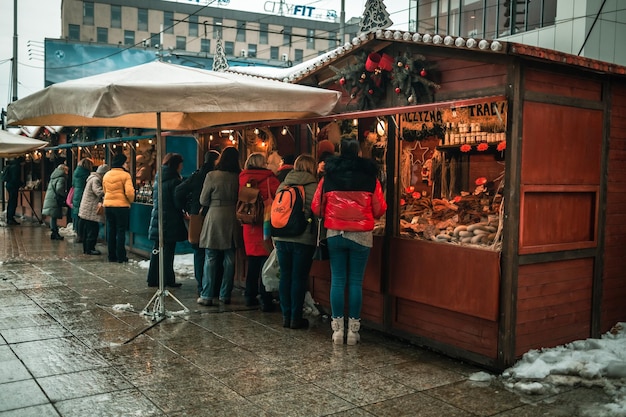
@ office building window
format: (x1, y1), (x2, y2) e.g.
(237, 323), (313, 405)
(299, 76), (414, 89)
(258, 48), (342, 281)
(138, 8), (148, 31)
(83, 2), (94, 26)
(68, 24), (80, 41)
(111, 5), (121, 28)
(189, 15), (198, 37)
(294, 49), (303, 63)
(176, 36), (186, 50)
(97, 27), (108, 43)
(236, 21), (246, 42)
(150, 33), (159, 47)
(164, 11), (174, 34)
(307, 29), (315, 49)
(283, 26), (291, 45)
(224, 41), (234, 56)
(270, 46), (279, 60)
(213, 17), (222, 38)
(260, 23), (268, 44)
(124, 30), (135, 45)
(415, 0), (558, 39)
(201, 38), (210, 53)
(248, 44), (257, 58)
(328, 32), (337, 49)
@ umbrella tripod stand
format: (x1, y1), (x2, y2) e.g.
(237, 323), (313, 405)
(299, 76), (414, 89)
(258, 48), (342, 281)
(140, 114), (190, 320)
(142, 287), (189, 320)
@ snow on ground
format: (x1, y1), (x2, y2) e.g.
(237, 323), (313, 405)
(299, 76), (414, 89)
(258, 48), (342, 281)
(499, 322), (626, 416)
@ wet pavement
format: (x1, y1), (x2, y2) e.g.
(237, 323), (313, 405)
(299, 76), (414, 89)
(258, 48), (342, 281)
(0, 219), (614, 416)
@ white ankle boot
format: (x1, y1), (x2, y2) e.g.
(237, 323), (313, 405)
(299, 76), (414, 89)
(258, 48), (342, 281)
(331, 317), (344, 345)
(347, 318), (361, 345)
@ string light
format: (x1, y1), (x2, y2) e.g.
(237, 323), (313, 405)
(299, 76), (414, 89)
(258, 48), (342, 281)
(209, 134), (214, 141)
(253, 128), (260, 135)
(281, 126), (288, 135)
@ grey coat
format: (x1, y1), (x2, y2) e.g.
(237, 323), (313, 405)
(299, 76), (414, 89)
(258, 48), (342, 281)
(78, 172), (105, 223)
(272, 170), (318, 246)
(198, 170), (243, 250)
(42, 166), (68, 219)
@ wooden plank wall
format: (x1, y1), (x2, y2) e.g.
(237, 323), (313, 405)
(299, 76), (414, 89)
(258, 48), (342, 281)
(602, 83), (626, 331)
(516, 258), (593, 356)
(514, 68), (603, 355)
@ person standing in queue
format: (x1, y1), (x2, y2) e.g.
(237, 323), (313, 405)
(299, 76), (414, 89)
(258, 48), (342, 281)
(42, 163), (69, 240)
(274, 154), (318, 329)
(146, 153), (186, 288)
(4, 156), (24, 225)
(197, 147), (242, 306)
(239, 152), (280, 311)
(71, 157), (94, 242)
(175, 150), (220, 296)
(311, 138), (387, 345)
(78, 164), (110, 255)
(102, 153), (134, 263)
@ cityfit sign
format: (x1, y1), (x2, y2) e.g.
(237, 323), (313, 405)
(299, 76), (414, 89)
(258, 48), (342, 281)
(161, 0), (337, 21)
(263, 1), (338, 21)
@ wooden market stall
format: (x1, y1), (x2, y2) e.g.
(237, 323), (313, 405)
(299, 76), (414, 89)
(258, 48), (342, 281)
(284, 32), (626, 370)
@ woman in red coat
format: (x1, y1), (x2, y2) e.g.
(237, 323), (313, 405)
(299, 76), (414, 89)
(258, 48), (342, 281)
(239, 152), (280, 311)
(312, 138), (387, 345)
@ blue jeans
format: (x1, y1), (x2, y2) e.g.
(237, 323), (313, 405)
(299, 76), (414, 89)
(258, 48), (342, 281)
(201, 248), (235, 301)
(275, 241), (315, 323)
(327, 234), (371, 319)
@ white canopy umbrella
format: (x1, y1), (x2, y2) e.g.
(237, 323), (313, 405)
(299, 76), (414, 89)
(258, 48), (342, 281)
(0, 130), (48, 158)
(6, 61), (341, 319)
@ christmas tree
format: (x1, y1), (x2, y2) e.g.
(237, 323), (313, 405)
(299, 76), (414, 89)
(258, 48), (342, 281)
(212, 38), (229, 72)
(359, 0), (393, 34)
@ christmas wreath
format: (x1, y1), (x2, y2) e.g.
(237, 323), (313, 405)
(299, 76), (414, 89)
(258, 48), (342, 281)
(391, 52), (440, 105)
(326, 50), (439, 110)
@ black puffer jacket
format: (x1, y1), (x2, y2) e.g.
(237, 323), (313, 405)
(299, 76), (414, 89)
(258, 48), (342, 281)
(147, 165), (187, 243)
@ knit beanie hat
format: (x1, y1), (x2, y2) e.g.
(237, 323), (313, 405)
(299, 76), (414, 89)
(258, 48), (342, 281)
(96, 164), (110, 175)
(317, 140), (335, 155)
(111, 154), (127, 168)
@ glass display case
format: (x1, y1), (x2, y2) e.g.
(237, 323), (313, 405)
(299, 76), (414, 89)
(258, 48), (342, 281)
(397, 99), (507, 250)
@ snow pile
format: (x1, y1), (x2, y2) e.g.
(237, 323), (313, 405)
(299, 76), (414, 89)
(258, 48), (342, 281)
(111, 303), (134, 312)
(136, 253), (195, 278)
(502, 322), (626, 415)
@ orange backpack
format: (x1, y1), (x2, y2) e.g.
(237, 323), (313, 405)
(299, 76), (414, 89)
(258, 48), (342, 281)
(270, 185), (310, 237)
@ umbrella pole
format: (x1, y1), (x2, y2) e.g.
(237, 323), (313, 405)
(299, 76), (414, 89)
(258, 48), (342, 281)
(142, 112), (189, 319)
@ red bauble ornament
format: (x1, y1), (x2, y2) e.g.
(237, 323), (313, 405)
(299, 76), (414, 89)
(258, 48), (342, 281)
(339, 77), (346, 85)
(420, 69), (427, 77)
(395, 87), (401, 94)
(368, 89), (374, 95)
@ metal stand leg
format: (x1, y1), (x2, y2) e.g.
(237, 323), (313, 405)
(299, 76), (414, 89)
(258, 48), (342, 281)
(141, 288), (190, 320)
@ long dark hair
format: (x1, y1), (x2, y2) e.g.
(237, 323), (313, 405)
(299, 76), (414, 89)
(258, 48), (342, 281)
(215, 147), (241, 173)
(162, 153), (183, 171)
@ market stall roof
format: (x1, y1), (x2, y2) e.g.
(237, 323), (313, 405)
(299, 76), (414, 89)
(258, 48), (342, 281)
(227, 30), (626, 85)
(0, 129), (48, 157)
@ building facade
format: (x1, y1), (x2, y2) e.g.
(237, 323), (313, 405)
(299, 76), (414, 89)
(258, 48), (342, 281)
(60, 0), (360, 66)
(412, 0), (626, 66)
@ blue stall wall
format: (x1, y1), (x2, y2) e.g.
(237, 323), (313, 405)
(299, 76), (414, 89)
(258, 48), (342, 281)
(166, 136), (198, 178)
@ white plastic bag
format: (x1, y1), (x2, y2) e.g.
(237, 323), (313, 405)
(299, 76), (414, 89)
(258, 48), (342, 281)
(262, 249), (280, 291)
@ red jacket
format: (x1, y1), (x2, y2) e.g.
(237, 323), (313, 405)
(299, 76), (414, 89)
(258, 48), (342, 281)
(311, 155), (386, 232)
(239, 168), (280, 256)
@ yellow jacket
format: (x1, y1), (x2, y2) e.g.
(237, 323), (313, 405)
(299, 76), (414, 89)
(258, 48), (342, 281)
(102, 168), (135, 207)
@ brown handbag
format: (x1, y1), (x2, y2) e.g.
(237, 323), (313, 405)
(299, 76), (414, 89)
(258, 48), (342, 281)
(187, 213), (205, 244)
